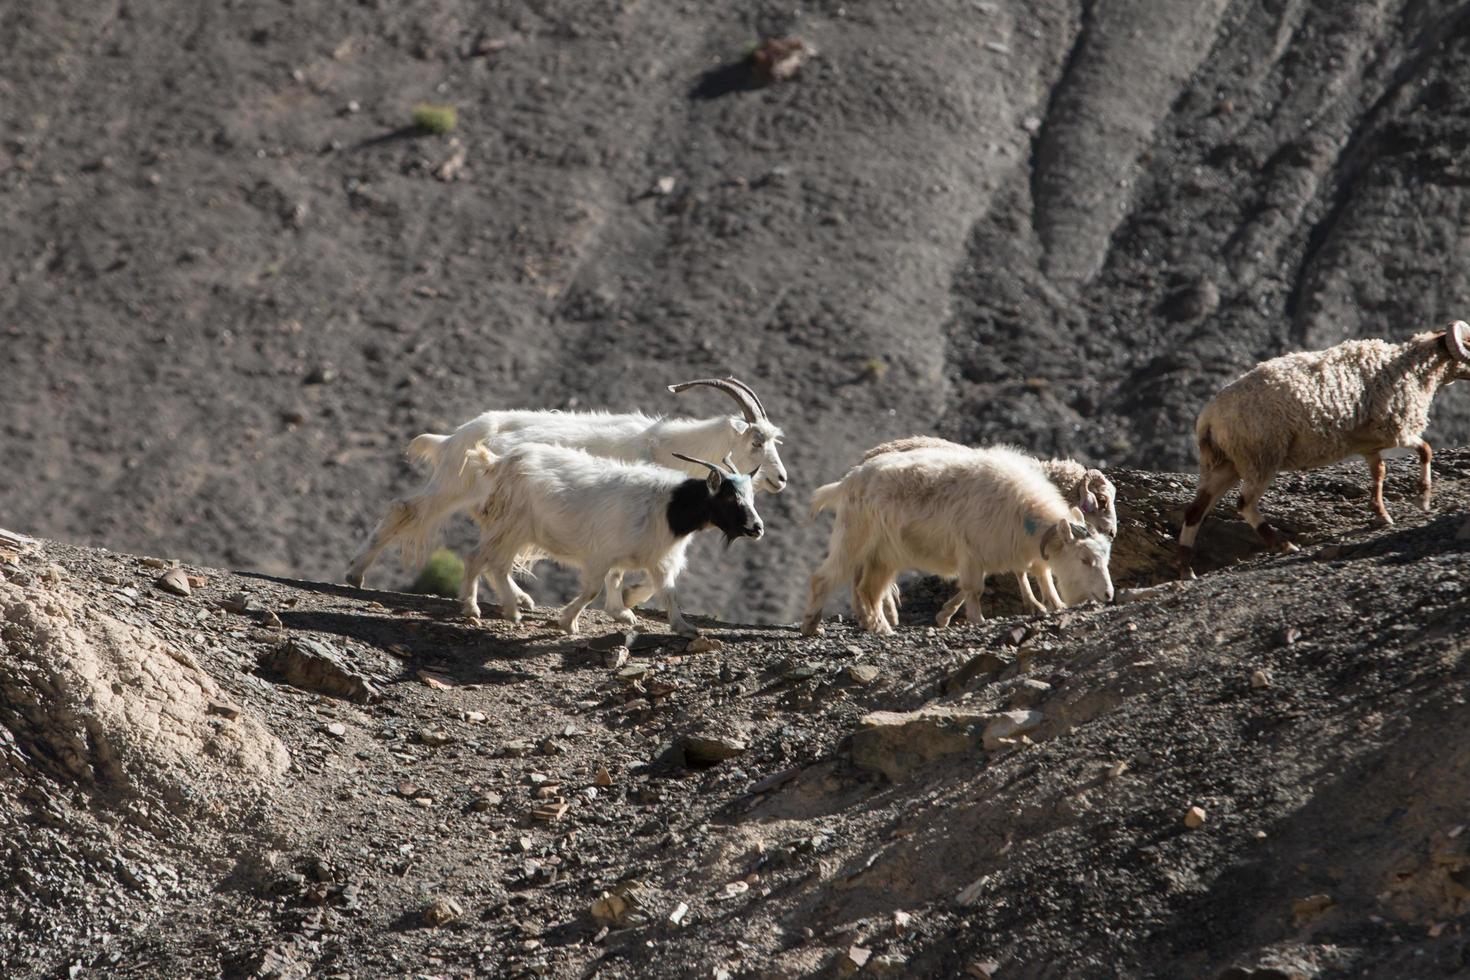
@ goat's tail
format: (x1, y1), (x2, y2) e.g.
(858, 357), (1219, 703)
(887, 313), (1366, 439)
(406, 433), (450, 467)
(1195, 420), (1229, 474)
(809, 481), (844, 521)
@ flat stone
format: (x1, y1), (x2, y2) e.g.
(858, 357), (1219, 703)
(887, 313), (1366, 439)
(852, 706), (994, 781)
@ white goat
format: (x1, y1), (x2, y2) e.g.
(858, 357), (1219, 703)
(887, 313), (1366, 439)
(858, 436), (1117, 624)
(344, 378), (785, 591)
(1178, 321), (1470, 577)
(458, 444), (764, 636)
(801, 446), (1114, 635)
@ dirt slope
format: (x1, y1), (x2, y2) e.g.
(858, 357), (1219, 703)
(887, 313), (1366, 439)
(1, 453), (1467, 979)
(7, 1), (1470, 620)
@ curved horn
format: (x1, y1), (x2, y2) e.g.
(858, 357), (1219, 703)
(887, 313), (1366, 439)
(1448, 320), (1470, 364)
(671, 452), (724, 477)
(666, 378), (761, 423)
(721, 377), (768, 419)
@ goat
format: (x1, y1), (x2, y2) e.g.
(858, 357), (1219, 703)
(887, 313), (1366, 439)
(1177, 321), (1470, 577)
(858, 436), (1116, 624)
(344, 378), (785, 591)
(459, 444), (764, 636)
(801, 445), (1114, 635)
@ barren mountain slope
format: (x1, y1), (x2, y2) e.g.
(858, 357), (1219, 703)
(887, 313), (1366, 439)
(6, 0), (1470, 619)
(1, 454), (1467, 979)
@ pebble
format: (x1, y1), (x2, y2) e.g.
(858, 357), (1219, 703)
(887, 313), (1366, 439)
(1250, 669), (1271, 689)
(1184, 805), (1207, 828)
(604, 645), (630, 669)
(846, 663), (880, 685)
(155, 568), (192, 596)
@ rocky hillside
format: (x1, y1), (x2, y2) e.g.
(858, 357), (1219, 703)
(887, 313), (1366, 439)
(7, 0), (1470, 620)
(2, 454), (1467, 979)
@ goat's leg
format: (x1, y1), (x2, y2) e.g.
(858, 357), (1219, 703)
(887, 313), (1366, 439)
(1414, 439), (1433, 511)
(1364, 453), (1392, 525)
(1039, 567), (1066, 610)
(956, 563), (987, 624)
(601, 570), (636, 626)
(1178, 461), (1241, 578)
(1039, 568), (1066, 610)
(935, 591), (966, 628)
(801, 519), (863, 636)
(459, 541), (488, 619)
(854, 563), (896, 635)
(1016, 570), (1049, 614)
(881, 583), (901, 628)
(1238, 473), (1297, 551)
(484, 566), (523, 624)
(644, 565), (698, 637)
(345, 490), (468, 588)
(557, 567), (607, 635)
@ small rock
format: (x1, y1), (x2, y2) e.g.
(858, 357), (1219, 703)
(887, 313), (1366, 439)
(668, 901), (689, 926)
(750, 36), (811, 84)
(261, 609), (284, 629)
(982, 710), (1044, 751)
(682, 733), (748, 764)
(617, 664), (650, 683)
(721, 880), (749, 899)
(1007, 678), (1052, 707)
(417, 669), (455, 689)
(140, 556), (170, 569)
(838, 945), (871, 974)
(1106, 761), (1128, 779)
(653, 176), (676, 196)
(207, 701), (242, 721)
(186, 574), (207, 589)
(464, 710), (487, 723)
(539, 738), (567, 756)
(414, 796), (434, 808)
(1291, 893), (1335, 924)
(1184, 805), (1207, 828)
(156, 568), (192, 596)
(323, 722), (347, 738)
(1251, 669), (1272, 689)
(593, 766), (614, 787)
(603, 645), (630, 669)
(501, 740), (532, 758)
(684, 635), (723, 654)
(892, 909), (914, 934)
(396, 781), (420, 797)
(966, 961), (1001, 979)
(532, 802), (569, 822)
(421, 896), (463, 927)
(417, 727), (453, 747)
(260, 638), (379, 703)
(846, 663), (880, 686)
(471, 793), (502, 811)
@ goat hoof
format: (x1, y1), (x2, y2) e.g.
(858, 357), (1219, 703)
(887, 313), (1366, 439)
(345, 571), (365, 589)
(800, 620), (823, 637)
(612, 611), (637, 626)
(517, 596), (536, 611)
(462, 604), (481, 620)
(674, 625), (701, 638)
(1281, 541), (1301, 553)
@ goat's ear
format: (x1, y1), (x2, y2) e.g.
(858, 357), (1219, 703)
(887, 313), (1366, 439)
(706, 468), (724, 493)
(1068, 505), (1086, 525)
(727, 418), (751, 435)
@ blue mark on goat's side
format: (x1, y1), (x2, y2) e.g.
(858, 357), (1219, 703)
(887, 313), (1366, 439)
(1023, 515), (1039, 536)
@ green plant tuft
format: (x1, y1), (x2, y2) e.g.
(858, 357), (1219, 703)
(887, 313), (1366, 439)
(411, 103), (457, 135)
(410, 548), (464, 597)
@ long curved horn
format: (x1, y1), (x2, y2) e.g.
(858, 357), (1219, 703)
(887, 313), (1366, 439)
(721, 377), (768, 419)
(666, 378), (761, 423)
(1447, 320), (1470, 364)
(671, 452), (725, 479)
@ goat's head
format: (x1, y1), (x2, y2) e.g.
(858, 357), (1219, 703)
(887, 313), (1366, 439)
(1077, 469), (1119, 537)
(1039, 510), (1114, 605)
(670, 453), (765, 542)
(1443, 320), (1470, 381)
(668, 377), (788, 493)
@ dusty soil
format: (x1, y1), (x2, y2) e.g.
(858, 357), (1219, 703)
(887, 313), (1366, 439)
(2, 452), (1467, 979)
(7, 0), (1470, 622)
